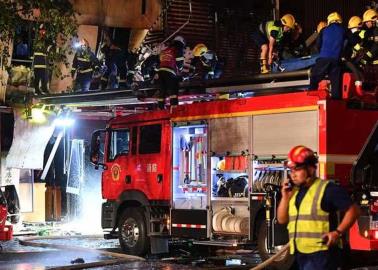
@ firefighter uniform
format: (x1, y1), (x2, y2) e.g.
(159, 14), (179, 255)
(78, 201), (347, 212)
(251, 14), (296, 73)
(280, 145), (356, 270)
(360, 9), (378, 66)
(157, 37), (185, 109)
(345, 16), (365, 63)
(100, 45), (126, 90)
(310, 12), (345, 99)
(32, 44), (49, 95)
(71, 46), (99, 92)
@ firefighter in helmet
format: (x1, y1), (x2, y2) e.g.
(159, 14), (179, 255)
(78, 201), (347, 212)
(360, 9), (378, 66)
(156, 35), (185, 111)
(32, 24), (50, 95)
(100, 34), (127, 90)
(345, 16), (365, 63)
(277, 145), (360, 270)
(310, 12), (346, 99)
(192, 43), (223, 79)
(71, 39), (100, 92)
(251, 13), (296, 74)
(280, 22), (307, 59)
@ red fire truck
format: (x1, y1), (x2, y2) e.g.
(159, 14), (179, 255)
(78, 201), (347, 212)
(90, 72), (378, 269)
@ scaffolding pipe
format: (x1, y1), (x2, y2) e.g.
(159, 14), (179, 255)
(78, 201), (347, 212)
(161, 0), (192, 44)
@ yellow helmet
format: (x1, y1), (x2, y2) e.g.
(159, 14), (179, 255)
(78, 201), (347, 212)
(327, 12), (342, 24)
(281, 14), (296, 29)
(317, 21), (327, 33)
(193, 43), (208, 57)
(348, 16), (362, 29)
(362, 9), (378, 22)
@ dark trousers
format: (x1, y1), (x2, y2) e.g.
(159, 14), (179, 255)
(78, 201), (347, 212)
(74, 74), (92, 92)
(295, 248), (341, 270)
(157, 70), (179, 109)
(310, 58), (342, 99)
(34, 68), (49, 94)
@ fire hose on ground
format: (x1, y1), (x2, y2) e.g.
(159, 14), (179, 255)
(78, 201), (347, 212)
(249, 243), (290, 270)
(19, 234), (145, 270)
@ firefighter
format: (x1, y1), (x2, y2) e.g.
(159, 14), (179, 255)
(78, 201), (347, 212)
(360, 9), (378, 66)
(156, 35), (185, 110)
(251, 14), (296, 74)
(277, 145), (360, 270)
(192, 43), (223, 80)
(280, 22), (307, 59)
(345, 16), (365, 63)
(309, 12), (346, 99)
(100, 36), (126, 90)
(32, 24), (50, 95)
(71, 39), (100, 92)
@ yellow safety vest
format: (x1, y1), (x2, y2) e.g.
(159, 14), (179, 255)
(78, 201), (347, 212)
(265, 21), (284, 43)
(287, 178), (329, 254)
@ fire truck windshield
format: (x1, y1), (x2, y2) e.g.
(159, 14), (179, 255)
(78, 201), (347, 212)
(109, 129), (130, 160)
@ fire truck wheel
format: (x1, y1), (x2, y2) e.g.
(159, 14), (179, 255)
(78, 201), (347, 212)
(118, 207), (149, 255)
(257, 222), (294, 270)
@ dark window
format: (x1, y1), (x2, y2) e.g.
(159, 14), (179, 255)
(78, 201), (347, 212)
(139, 124), (161, 154)
(108, 129), (130, 160)
(132, 126), (138, 155)
(1, 113), (14, 152)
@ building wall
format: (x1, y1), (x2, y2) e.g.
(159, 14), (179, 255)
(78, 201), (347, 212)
(280, 0), (374, 37)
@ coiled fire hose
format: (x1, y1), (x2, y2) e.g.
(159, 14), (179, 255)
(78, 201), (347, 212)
(250, 243), (290, 270)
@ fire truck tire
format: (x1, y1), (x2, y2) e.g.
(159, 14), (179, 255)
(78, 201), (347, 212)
(257, 222), (294, 270)
(118, 207), (149, 256)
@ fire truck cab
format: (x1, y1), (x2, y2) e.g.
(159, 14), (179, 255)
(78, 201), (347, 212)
(91, 81), (378, 268)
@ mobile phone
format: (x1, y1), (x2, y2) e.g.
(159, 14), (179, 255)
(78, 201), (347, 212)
(286, 174), (294, 190)
(317, 235), (328, 244)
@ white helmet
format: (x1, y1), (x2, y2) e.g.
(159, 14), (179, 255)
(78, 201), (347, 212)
(173, 35), (185, 45)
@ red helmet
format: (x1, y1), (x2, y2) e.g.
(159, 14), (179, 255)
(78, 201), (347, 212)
(287, 145), (318, 168)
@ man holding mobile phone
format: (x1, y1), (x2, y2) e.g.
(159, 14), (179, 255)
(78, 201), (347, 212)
(277, 145), (360, 270)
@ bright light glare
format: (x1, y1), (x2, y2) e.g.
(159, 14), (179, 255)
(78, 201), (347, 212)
(73, 42), (81, 48)
(31, 108), (47, 123)
(54, 118), (75, 127)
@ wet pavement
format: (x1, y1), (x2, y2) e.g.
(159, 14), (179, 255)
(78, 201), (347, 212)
(1, 236), (378, 269)
(0, 237), (261, 270)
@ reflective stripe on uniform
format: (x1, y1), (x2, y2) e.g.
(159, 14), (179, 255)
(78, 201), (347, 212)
(158, 67), (176, 75)
(288, 215), (329, 221)
(34, 65), (47, 68)
(34, 52), (47, 56)
(78, 68), (93, 73)
(77, 57), (90, 62)
(353, 43), (362, 51)
(289, 232), (324, 239)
